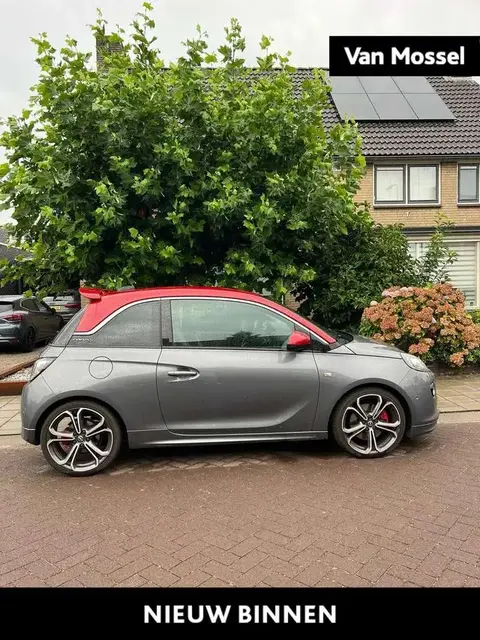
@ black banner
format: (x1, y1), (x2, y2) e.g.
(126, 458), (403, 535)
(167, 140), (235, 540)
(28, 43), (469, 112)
(0, 586), (476, 632)
(329, 36), (480, 76)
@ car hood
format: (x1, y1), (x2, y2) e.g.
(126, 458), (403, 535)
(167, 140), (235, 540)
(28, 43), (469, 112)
(343, 334), (403, 359)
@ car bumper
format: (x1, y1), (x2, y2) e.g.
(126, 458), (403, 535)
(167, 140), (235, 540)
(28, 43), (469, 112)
(407, 413), (439, 438)
(403, 369), (438, 438)
(21, 374), (55, 445)
(0, 325), (21, 344)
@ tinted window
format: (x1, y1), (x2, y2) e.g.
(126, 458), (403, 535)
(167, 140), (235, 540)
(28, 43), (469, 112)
(69, 301), (161, 348)
(21, 299), (39, 311)
(459, 165), (479, 202)
(51, 307), (86, 346)
(168, 299), (294, 349)
(37, 301), (51, 313)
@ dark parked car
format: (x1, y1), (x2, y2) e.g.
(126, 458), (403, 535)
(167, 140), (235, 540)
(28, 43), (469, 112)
(0, 295), (64, 351)
(20, 285), (439, 477)
(42, 290), (81, 322)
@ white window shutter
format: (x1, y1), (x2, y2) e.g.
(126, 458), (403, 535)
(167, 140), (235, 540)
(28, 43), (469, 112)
(447, 242), (477, 308)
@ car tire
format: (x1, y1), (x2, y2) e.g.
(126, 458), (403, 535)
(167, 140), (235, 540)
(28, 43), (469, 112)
(40, 400), (123, 477)
(331, 387), (406, 459)
(21, 327), (36, 352)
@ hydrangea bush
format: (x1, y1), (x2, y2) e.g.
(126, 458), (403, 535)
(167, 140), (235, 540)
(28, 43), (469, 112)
(360, 283), (480, 367)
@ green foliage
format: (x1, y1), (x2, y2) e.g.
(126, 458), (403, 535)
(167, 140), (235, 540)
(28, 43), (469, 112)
(294, 215), (457, 331)
(0, 5), (366, 298)
(467, 309), (480, 325)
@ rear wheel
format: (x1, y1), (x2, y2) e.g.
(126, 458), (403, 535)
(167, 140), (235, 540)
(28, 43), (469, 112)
(40, 400), (123, 477)
(331, 387), (406, 458)
(21, 327), (35, 352)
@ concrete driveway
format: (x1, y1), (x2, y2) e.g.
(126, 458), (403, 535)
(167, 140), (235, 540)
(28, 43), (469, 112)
(0, 411), (479, 588)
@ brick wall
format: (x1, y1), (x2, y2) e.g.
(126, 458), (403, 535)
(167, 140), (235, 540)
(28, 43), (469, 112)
(355, 161), (480, 228)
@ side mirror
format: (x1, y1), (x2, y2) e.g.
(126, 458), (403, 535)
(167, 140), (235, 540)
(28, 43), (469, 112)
(286, 331), (311, 351)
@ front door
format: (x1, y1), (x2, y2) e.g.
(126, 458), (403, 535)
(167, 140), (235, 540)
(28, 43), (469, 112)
(156, 298), (320, 437)
(36, 299), (59, 337)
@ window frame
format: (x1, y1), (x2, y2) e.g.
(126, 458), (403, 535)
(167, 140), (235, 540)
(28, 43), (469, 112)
(458, 163), (480, 204)
(374, 165), (406, 205)
(407, 164), (440, 204)
(67, 299), (162, 349)
(20, 298), (40, 312)
(374, 163), (441, 206)
(160, 297), (326, 352)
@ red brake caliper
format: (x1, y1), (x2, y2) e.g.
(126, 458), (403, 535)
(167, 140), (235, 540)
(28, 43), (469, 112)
(379, 410), (389, 422)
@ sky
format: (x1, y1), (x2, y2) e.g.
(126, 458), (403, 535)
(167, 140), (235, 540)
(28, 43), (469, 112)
(1, 0), (480, 223)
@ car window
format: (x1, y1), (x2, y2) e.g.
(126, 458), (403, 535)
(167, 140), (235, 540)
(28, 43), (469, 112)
(37, 301), (51, 313)
(167, 299), (294, 349)
(21, 298), (39, 311)
(51, 308), (86, 346)
(68, 300), (161, 348)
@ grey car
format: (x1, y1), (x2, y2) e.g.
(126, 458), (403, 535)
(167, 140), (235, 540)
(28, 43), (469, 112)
(20, 286), (438, 477)
(43, 290), (81, 323)
(0, 295), (64, 351)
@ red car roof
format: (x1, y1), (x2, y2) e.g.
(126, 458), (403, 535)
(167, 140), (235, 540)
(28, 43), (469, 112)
(77, 286), (336, 343)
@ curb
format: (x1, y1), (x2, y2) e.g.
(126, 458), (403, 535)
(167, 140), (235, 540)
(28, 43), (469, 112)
(0, 381), (26, 396)
(439, 408), (480, 413)
(0, 359), (36, 396)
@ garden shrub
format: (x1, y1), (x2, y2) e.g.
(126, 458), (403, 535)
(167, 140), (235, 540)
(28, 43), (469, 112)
(360, 283), (480, 367)
(468, 309), (480, 325)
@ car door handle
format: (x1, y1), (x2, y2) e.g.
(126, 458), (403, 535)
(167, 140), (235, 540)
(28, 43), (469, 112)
(167, 369), (198, 379)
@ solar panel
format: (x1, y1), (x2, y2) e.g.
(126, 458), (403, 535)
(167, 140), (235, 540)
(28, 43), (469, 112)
(328, 76), (365, 93)
(329, 75), (455, 121)
(330, 93), (379, 120)
(404, 93), (455, 120)
(368, 93), (417, 120)
(392, 77), (435, 94)
(359, 77), (400, 94)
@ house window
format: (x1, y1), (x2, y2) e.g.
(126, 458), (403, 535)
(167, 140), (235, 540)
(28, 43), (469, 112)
(375, 167), (405, 203)
(374, 164), (440, 205)
(408, 166), (439, 203)
(409, 239), (479, 308)
(458, 164), (479, 203)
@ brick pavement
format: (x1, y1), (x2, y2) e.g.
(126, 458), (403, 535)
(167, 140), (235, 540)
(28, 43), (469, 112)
(0, 411), (479, 587)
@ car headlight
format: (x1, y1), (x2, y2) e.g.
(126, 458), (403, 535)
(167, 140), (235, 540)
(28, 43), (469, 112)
(401, 352), (430, 372)
(29, 357), (56, 381)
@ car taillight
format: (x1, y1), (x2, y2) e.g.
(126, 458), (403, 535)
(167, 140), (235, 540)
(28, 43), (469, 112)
(64, 303), (80, 309)
(29, 357), (57, 381)
(3, 314), (22, 322)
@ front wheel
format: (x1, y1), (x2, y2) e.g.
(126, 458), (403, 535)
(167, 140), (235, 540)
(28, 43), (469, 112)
(331, 387), (406, 459)
(40, 400), (123, 476)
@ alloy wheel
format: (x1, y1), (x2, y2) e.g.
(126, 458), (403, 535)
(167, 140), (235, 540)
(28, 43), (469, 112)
(341, 393), (402, 455)
(45, 407), (114, 473)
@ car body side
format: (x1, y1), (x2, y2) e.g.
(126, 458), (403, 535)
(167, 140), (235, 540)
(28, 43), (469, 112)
(21, 342), (437, 448)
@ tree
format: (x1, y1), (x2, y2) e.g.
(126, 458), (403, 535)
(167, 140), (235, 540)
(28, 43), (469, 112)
(294, 215), (457, 330)
(0, 3), (368, 298)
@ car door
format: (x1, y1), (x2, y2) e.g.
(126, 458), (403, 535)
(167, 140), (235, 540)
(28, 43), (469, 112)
(20, 297), (46, 339)
(36, 299), (60, 337)
(156, 297), (320, 437)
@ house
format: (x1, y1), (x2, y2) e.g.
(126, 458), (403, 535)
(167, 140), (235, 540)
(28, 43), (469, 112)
(0, 227), (27, 294)
(293, 71), (480, 310)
